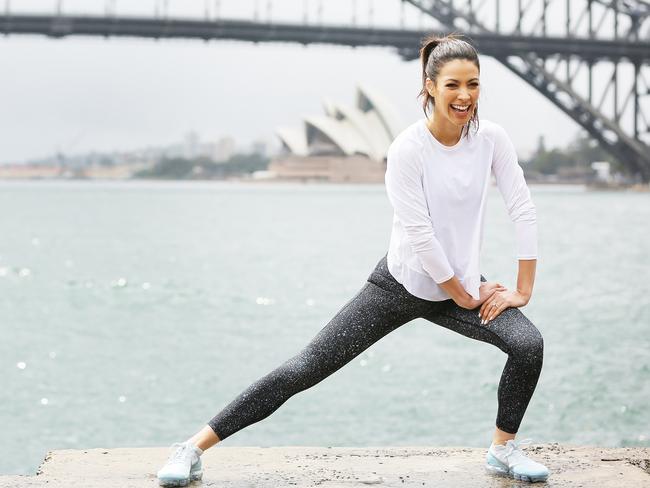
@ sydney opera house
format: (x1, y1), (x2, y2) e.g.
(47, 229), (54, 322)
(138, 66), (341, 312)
(268, 84), (404, 183)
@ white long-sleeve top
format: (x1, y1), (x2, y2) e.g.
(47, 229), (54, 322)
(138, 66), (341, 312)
(385, 118), (537, 302)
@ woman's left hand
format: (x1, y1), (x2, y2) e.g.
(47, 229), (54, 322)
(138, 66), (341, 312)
(478, 289), (529, 325)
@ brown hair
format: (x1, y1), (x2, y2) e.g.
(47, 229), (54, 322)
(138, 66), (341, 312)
(418, 34), (480, 138)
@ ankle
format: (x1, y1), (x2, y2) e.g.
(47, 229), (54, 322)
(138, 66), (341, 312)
(491, 436), (515, 446)
(187, 425), (221, 452)
(184, 440), (204, 456)
(492, 426), (516, 446)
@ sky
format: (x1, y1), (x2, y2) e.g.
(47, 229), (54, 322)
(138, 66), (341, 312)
(0, 0), (594, 163)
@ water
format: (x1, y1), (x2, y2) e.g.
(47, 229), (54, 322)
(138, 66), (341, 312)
(1, 180), (648, 475)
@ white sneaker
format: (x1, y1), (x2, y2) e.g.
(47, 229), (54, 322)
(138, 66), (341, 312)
(485, 438), (549, 483)
(157, 441), (204, 487)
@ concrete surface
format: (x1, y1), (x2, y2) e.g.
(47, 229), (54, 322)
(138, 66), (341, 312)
(1, 444), (649, 487)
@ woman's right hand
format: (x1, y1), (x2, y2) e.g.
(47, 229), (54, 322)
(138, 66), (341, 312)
(457, 281), (507, 310)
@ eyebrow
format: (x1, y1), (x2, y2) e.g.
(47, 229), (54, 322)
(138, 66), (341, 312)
(444, 78), (480, 82)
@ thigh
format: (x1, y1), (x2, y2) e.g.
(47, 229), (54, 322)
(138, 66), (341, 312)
(421, 300), (538, 356)
(296, 279), (423, 373)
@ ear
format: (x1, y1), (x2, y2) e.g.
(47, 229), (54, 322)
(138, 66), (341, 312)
(424, 77), (437, 99)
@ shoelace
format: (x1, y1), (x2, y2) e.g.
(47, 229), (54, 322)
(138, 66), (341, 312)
(502, 438), (532, 458)
(167, 442), (192, 464)
(497, 438), (535, 467)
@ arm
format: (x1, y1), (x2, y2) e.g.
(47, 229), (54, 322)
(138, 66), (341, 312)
(479, 125), (538, 323)
(493, 123), (538, 301)
(437, 276), (475, 309)
(491, 124), (538, 263)
(385, 141), (458, 286)
(516, 258), (536, 305)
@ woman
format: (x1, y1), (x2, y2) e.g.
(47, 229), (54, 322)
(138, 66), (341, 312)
(157, 34), (550, 485)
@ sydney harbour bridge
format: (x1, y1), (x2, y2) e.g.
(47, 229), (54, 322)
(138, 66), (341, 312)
(2, 0), (650, 181)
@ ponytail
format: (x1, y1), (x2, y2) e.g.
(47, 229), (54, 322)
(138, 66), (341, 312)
(419, 35), (441, 119)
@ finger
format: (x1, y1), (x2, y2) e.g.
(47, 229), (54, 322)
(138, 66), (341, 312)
(480, 298), (490, 317)
(481, 297), (498, 324)
(479, 293), (494, 318)
(479, 298), (491, 319)
(483, 299), (502, 325)
(486, 301), (509, 324)
(482, 294), (498, 317)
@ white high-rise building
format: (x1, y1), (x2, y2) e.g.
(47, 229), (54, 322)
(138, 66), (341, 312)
(184, 131), (200, 159)
(214, 137), (236, 163)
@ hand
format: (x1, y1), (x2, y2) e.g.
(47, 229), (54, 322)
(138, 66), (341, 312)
(478, 289), (529, 325)
(457, 281), (506, 310)
(479, 281), (507, 303)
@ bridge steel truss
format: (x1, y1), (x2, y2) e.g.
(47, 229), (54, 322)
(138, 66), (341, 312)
(2, 0), (649, 180)
(403, 0), (650, 181)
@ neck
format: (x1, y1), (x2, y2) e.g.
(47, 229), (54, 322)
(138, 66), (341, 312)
(426, 115), (464, 146)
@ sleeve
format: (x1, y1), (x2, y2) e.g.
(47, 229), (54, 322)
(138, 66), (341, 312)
(491, 124), (538, 260)
(385, 139), (455, 283)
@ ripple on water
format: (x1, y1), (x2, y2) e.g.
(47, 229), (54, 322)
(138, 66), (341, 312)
(111, 278), (128, 288)
(256, 296), (275, 305)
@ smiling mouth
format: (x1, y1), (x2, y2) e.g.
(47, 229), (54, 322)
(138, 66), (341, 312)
(451, 104), (471, 114)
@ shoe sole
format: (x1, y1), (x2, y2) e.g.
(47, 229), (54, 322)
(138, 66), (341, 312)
(485, 463), (548, 483)
(158, 470), (203, 487)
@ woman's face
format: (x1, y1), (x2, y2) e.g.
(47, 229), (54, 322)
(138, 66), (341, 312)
(426, 58), (480, 129)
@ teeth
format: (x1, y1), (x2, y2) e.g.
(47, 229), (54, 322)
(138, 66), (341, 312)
(451, 104), (470, 112)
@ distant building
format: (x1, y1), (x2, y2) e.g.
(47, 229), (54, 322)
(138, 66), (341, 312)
(269, 84), (403, 183)
(591, 161), (611, 182)
(214, 137), (236, 163)
(0, 164), (63, 179)
(184, 131), (200, 159)
(251, 139), (268, 158)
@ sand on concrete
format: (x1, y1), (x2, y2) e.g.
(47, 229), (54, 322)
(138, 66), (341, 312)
(1, 444), (649, 487)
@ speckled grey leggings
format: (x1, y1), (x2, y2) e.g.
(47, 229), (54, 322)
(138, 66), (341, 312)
(208, 254), (544, 439)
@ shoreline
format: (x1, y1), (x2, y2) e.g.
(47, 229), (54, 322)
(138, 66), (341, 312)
(0, 177), (646, 186)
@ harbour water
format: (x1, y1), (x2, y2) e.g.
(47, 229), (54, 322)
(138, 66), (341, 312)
(1, 180), (648, 475)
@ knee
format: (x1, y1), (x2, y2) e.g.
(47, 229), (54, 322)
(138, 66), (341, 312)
(509, 321), (544, 363)
(269, 351), (322, 393)
(529, 329), (544, 360)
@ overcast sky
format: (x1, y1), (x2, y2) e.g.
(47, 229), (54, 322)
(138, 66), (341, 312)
(0, 0), (591, 163)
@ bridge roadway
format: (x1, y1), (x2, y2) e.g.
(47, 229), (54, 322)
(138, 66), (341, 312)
(2, 14), (650, 64)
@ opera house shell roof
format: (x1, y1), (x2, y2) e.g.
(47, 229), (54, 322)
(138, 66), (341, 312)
(275, 84), (403, 162)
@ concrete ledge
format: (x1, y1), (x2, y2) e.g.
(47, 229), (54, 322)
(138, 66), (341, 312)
(2, 444), (649, 487)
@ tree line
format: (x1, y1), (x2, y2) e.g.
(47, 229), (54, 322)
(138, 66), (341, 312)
(134, 152), (269, 180)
